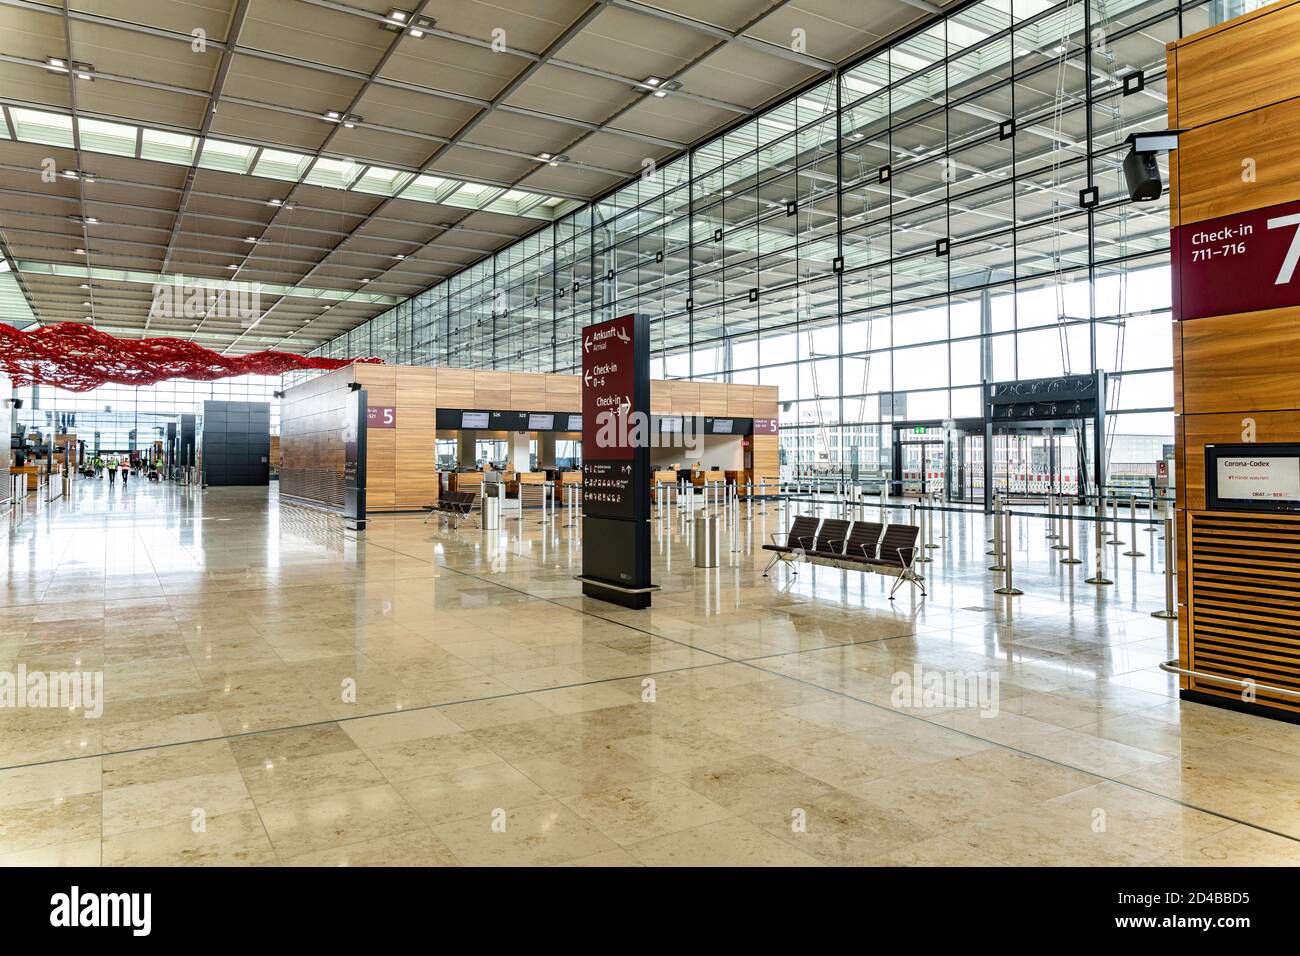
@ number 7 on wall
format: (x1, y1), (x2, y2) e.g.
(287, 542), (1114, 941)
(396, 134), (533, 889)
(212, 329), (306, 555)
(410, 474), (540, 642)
(1267, 213), (1300, 285)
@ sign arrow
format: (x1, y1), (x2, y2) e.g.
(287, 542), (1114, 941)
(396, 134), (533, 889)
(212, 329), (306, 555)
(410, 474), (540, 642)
(583, 335), (592, 353)
(583, 369), (593, 387)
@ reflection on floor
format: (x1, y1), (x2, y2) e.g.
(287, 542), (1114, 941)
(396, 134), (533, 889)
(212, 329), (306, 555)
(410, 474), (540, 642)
(2, 477), (1299, 866)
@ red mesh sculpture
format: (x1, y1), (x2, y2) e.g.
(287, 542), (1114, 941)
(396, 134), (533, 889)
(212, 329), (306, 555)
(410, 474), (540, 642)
(0, 322), (380, 392)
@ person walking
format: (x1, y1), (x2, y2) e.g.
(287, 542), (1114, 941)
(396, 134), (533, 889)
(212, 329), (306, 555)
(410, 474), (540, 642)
(94, 454), (104, 478)
(106, 456), (118, 484)
(121, 456), (129, 486)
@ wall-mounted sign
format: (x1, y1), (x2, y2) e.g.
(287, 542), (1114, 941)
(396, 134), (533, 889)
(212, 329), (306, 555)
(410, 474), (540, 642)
(527, 413), (554, 431)
(461, 411), (490, 429)
(1206, 443), (1300, 513)
(712, 419), (734, 434)
(753, 418), (779, 436)
(1174, 198), (1300, 320)
(367, 406), (396, 429)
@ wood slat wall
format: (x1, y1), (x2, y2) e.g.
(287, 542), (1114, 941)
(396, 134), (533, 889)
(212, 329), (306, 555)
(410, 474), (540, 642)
(1168, 0), (1300, 715)
(1187, 512), (1300, 713)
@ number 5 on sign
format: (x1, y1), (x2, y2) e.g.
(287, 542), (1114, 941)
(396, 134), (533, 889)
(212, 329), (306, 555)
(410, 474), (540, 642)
(1267, 213), (1300, 284)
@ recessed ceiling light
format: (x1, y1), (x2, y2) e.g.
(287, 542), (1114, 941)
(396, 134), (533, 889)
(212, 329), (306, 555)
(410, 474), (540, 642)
(386, 8), (408, 23)
(78, 283), (89, 290)
(406, 16), (433, 38)
(82, 301), (91, 306)
(268, 198), (282, 206)
(45, 56), (66, 71)
(244, 236), (258, 243)
(537, 153), (552, 161)
(323, 110), (343, 123)
(644, 76), (662, 87)
(226, 264), (239, 270)
(650, 79), (681, 98)
(343, 114), (363, 129)
(73, 248), (86, 255)
(393, 253), (406, 260)
(360, 278), (371, 283)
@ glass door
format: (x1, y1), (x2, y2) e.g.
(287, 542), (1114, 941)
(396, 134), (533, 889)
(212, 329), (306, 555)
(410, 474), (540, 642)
(898, 440), (945, 496)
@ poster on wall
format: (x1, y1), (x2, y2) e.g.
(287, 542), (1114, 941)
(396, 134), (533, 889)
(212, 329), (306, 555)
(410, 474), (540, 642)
(1206, 443), (1300, 513)
(1174, 197), (1300, 320)
(581, 313), (652, 609)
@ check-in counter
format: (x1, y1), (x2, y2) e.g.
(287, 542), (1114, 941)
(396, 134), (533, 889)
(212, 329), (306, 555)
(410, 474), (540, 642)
(10, 464), (43, 491)
(452, 471), (485, 491)
(653, 470), (677, 487)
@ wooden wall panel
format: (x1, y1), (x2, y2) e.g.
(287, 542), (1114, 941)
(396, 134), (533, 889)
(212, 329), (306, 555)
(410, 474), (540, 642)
(1170, 0), (1300, 130)
(697, 382), (729, 416)
(1180, 308), (1300, 414)
(508, 373), (546, 410)
(436, 368), (475, 407)
(544, 374), (580, 409)
(1168, 0), (1300, 716)
(1174, 96), (1300, 224)
(726, 386), (755, 416)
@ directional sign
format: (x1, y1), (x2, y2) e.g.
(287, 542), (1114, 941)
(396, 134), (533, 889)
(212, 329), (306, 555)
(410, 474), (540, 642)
(581, 313), (651, 609)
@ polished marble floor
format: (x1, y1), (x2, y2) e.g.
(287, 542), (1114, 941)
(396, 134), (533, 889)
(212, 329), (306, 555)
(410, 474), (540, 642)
(1, 476), (1298, 866)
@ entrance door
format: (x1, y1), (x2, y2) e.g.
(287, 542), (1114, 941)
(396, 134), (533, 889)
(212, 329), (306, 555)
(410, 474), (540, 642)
(952, 432), (984, 503)
(992, 430), (1080, 499)
(899, 440), (945, 496)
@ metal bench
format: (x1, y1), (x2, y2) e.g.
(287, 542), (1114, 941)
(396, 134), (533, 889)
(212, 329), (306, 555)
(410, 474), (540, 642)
(760, 515), (820, 576)
(762, 515), (925, 599)
(424, 490), (478, 528)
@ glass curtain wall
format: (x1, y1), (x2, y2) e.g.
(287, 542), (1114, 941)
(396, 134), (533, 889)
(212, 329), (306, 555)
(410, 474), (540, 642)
(301, 0), (1256, 486)
(12, 375), (281, 453)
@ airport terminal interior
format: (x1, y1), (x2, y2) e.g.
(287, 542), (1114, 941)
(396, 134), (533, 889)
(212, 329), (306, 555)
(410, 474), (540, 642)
(0, 0), (1299, 869)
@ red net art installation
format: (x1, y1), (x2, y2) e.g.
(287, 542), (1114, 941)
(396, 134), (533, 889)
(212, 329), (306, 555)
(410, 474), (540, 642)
(0, 322), (380, 392)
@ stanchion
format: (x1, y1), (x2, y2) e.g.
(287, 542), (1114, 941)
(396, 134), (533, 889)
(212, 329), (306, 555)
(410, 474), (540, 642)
(1085, 505), (1113, 585)
(1151, 516), (1177, 619)
(924, 494), (939, 550)
(1123, 495), (1145, 557)
(915, 502), (933, 563)
(987, 498), (1006, 572)
(1060, 499), (1082, 564)
(994, 508), (1023, 595)
(1109, 494), (1124, 546)
(1045, 493), (1059, 540)
(1050, 493), (1068, 550)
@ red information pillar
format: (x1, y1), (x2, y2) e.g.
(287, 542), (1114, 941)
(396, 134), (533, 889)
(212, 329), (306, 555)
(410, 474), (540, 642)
(580, 313), (652, 609)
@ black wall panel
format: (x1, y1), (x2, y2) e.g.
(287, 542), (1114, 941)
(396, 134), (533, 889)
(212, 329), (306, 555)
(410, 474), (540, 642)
(202, 401), (271, 487)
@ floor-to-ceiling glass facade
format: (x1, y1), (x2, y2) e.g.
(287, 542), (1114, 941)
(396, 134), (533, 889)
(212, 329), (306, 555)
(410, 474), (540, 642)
(302, 0), (1269, 487)
(12, 376), (281, 453)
